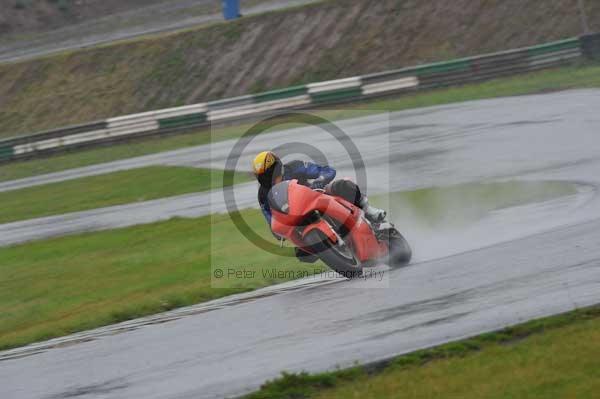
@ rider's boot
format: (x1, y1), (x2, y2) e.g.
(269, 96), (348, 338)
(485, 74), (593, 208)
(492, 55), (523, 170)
(360, 196), (387, 223)
(295, 247), (319, 263)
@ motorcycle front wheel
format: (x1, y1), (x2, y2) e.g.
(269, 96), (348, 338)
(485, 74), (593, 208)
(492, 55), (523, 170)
(303, 229), (363, 278)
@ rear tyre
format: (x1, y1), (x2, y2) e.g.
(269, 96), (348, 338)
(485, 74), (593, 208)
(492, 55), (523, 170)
(304, 230), (363, 279)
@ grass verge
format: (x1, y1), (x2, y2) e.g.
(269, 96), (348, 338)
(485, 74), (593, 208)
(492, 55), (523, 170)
(0, 208), (326, 351)
(0, 181), (577, 351)
(2, 63), (600, 183)
(377, 180), (577, 228)
(245, 305), (600, 399)
(0, 166), (251, 224)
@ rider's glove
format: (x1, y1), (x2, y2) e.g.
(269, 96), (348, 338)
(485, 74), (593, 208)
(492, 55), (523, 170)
(311, 177), (327, 190)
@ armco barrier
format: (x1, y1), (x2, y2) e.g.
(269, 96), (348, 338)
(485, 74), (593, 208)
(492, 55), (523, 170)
(253, 86), (308, 103)
(0, 35), (593, 162)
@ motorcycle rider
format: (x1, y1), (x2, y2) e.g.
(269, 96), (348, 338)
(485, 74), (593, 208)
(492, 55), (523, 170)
(252, 151), (387, 236)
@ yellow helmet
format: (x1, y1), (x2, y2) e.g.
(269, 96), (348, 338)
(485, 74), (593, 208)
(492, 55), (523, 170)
(252, 151), (283, 186)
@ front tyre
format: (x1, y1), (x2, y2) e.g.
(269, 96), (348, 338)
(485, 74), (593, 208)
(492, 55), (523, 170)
(304, 230), (363, 278)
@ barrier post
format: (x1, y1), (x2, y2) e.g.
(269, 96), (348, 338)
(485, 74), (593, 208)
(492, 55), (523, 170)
(581, 33), (600, 60)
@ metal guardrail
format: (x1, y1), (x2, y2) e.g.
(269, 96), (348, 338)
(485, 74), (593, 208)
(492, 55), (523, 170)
(0, 34), (597, 162)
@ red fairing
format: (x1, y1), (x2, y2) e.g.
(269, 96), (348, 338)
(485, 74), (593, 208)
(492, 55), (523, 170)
(270, 180), (388, 262)
(347, 214), (388, 262)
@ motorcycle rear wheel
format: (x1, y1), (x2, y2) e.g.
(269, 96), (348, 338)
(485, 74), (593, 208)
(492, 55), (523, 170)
(386, 230), (412, 266)
(304, 230), (363, 278)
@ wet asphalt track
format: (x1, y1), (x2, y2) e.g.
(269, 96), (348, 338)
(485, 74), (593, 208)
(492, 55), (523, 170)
(3, 90), (600, 246)
(1, 90), (600, 398)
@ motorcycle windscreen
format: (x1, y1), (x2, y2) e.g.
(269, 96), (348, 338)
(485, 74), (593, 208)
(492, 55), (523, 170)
(267, 181), (290, 214)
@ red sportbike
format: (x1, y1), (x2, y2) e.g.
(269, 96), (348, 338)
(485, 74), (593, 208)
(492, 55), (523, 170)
(269, 179), (412, 277)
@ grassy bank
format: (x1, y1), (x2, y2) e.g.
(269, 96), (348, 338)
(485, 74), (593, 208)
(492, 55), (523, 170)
(3, 63), (600, 184)
(246, 306), (600, 399)
(0, 166), (251, 223)
(2, 0), (598, 137)
(0, 181), (577, 350)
